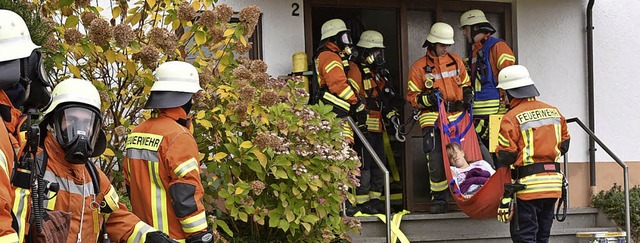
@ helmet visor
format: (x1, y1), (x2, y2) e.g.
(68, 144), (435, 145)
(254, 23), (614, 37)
(338, 31), (353, 46)
(54, 106), (101, 149)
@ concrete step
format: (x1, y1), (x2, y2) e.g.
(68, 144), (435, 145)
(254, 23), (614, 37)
(350, 208), (621, 242)
(352, 227), (622, 243)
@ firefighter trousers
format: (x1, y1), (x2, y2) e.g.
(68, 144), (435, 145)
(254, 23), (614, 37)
(510, 198), (557, 243)
(355, 132), (387, 200)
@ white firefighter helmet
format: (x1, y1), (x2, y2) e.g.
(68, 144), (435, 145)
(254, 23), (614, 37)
(423, 22), (455, 47)
(460, 9), (490, 27)
(357, 30), (385, 49)
(321, 19), (349, 41)
(0, 9), (40, 62)
(497, 65), (540, 98)
(145, 61), (202, 109)
(42, 78), (106, 159)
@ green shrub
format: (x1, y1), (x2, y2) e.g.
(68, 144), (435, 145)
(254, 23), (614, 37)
(592, 184), (640, 240)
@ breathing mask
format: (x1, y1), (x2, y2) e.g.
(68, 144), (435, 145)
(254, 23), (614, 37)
(0, 50), (52, 109)
(363, 48), (386, 70)
(53, 105), (102, 164)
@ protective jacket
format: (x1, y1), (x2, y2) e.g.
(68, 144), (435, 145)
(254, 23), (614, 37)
(123, 107), (208, 242)
(496, 97), (570, 200)
(0, 91), (18, 242)
(348, 62), (396, 133)
(407, 50), (470, 128)
(468, 35), (515, 116)
(13, 133), (157, 243)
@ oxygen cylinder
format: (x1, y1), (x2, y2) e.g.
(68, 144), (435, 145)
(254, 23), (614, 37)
(292, 52), (309, 93)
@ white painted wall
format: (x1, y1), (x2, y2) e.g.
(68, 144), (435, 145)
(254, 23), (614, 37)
(217, 0), (305, 77)
(515, 0), (640, 163)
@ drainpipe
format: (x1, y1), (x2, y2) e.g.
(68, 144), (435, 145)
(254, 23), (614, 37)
(586, 0), (596, 191)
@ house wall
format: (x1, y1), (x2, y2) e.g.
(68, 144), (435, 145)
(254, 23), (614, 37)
(217, 0), (306, 76)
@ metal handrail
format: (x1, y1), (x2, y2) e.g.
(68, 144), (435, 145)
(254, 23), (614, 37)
(345, 116), (392, 242)
(566, 117), (630, 243)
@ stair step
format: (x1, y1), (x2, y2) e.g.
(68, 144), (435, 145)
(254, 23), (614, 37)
(350, 208), (621, 242)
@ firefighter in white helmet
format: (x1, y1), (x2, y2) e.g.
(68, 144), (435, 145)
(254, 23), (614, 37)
(123, 61), (213, 243)
(494, 65), (570, 242)
(346, 30), (403, 215)
(406, 22), (472, 214)
(312, 19), (366, 145)
(0, 9), (52, 242)
(12, 78), (176, 242)
(460, 9), (516, 152)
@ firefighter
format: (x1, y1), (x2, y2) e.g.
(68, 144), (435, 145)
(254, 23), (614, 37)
(313, 18), (366, 144)
(494, 65), (570, 242)
(0, 9), (53, 242)
(123, 61), (213, 243)
(406, 22), (472, 214)
(347, 30), (400, 214)
(460, 9), (516, 152)
(15, 78), (176, 242)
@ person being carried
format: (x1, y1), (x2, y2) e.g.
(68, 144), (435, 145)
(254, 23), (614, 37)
(446, 142), (495, 198)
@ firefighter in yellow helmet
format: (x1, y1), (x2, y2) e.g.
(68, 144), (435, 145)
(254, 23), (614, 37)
(0, 9), (53, 242)
(123, 61), (213, 243)
(406, 22), (472, 214)
(494, 65), (570, 242)
(312, 19), (366, 144)
(460, 9), (516, 151)
(13, 78), (176, 242)
(346, 30), (402, 215)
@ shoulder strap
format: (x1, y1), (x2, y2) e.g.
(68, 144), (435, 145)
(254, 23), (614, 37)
(84, 161), (109, 242)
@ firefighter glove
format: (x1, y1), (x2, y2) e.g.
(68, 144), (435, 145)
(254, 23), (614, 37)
(145, 231), (179, 243)
(417, 89), (439, 108)
(462, 86), (473, 109)
(497, 196), (515, 223)
(350, 101), (368, 124)
(186, 230), (214, 243)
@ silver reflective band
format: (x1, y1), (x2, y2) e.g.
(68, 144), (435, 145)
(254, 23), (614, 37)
(43, 171), (95, 196)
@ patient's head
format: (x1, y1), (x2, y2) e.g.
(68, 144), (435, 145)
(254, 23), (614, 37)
(446, 142), (469, 169)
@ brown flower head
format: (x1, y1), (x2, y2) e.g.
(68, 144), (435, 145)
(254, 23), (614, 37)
(81, 12), (98, 29)
(276, 120), (288, 131)
(197, 10), (217, 29)
(199, 68), (214, 87)
(258, 89), (278, 107)
(250, 180), (265, 195)
(232, 40), (252, 54)
(208, 26), (224, 44)
(253, 132), (270, 150)
(237, 56), (251, 66)
(251, 72), (269, 87)
(133, 45), (159, 70)
(238, 5), (261, 36)
(177, 2), (196, 22)
(75, 0), (90, 7)
(231, 102), (247, 118)
(148, 27), (177, 54)
(64, 28), (82, 45)
(213, 4), (233, 23)
(88, 18), (113, 46)
(42, 35), (58, 52)
(114, 125), (127, 137)
(231, 65), (252, 80)
(238, 85), (256, 100)
(249, 60), (267, 73)
(113, 24), (135, 48)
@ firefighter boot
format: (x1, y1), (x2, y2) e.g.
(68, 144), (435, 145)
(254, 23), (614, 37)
(430, 191), (449, 214)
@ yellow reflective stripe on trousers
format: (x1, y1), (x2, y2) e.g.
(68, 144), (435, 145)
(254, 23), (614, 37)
(149, 161), (169, 233)
(342, 122), (353, 141)
(322, 92), (350, 111)
(365, 116), (379, 131)
(521, 128), (535, 166)
(127, 221), (155, 243)
(0, 233), (19, 243)
(180, 211), (208, 233)
(430, 180), (448, 192)
(174, 158), (199, 178)
(13, 188), (29, 243)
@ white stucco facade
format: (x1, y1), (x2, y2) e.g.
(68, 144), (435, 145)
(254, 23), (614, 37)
(220, 0), (639, 164)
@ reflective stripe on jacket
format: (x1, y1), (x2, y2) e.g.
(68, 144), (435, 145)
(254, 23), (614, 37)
(123, 107), (208, 241)
(0, 91), (18, 242)
(469, 35), (515, 116)
(496, 97), (570, 200)
(406, 50), (470, 128)
(16, 134), (156, 243)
